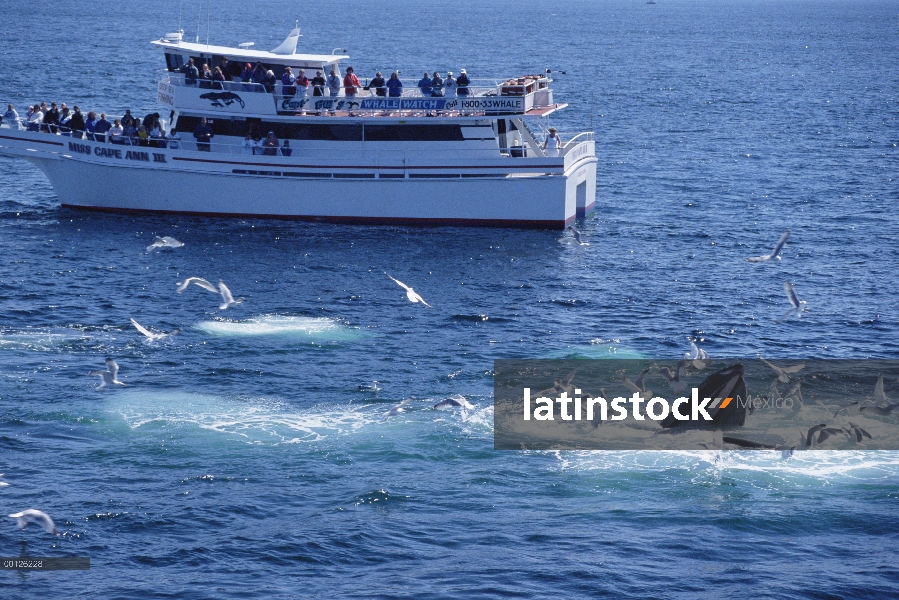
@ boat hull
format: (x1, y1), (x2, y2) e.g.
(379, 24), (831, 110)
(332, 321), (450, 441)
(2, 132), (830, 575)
(1, 131), (596, 229)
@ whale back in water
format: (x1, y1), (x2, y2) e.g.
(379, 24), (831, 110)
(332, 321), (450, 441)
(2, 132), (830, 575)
(661, 363), (747, 429)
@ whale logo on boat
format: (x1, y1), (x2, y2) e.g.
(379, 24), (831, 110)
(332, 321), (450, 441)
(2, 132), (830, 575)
(199, 91), (246, 109)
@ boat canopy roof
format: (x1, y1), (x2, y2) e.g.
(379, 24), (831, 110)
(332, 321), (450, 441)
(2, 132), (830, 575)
(151, 28), (348, 68)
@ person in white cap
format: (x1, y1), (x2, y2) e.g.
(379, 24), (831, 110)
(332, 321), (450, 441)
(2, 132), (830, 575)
(444, 71), (457, 98)
(457, 68), (470, 96)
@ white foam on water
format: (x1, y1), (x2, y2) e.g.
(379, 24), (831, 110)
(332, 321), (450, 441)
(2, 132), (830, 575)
(194, 315), (361, 340)
(0, 327), (106, 352)
(108, 389), (381, 444)
(555, 448), (899, 483)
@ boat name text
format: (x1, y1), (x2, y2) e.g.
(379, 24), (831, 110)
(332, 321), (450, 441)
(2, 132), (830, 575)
(68, 142), (167, 163)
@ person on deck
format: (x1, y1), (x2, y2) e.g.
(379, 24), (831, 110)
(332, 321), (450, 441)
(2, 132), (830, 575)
(343, 67), (361, 97)
(57, 105), (73, 136)
(68, 106), (85, 139)
(109, 119), (124, 143)
(193, 117), (214, 151)
(3, 104), (19, 129)
(370, 72), (386, 97)
(279, 140), (292, 157)
(457, 69), (470, 96)
(296, 69), (310, 112)
(281, 66), (296, 96)
(386, 72), (403, 98)
(26, 105), (43, 131)
(165, 128), (181, 149)
(444, 72), (457, 98)
(311, 70), (326, 97)
(181, 58), (199, 85)
(44, 102), (60, 133)
(543, 127), (562, 157)
(262, 131), (279, 156)
(430, 72), (444, 97)
(84, 111), (98, 140)
(95, 113), (112, 142)
(417, 72), (432, 97)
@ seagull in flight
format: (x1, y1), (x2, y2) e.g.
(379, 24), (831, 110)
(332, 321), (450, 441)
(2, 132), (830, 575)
(759, 357), (805, 383)
(746, 229), (790, 262)
(216, 280), (244, 310)
(176, 277), (219, 294)
(9, 509), (58, 535)
(385, 273), (430, 307)
(874, 375), (890, 404)
(130, 318), (180, 341)
(559, 226), (589, 246)
(89, 357), (126, 389)
(384, 397), (414, 417)
(778, 281), (809, 322)
(847, 422), (872, 444)
(146, 236), (184, 252)
(623, 367), (653, 401)
(684, 341), (709, 363)
(539, 368), (578, 397)
(651, 360), (696, 393)
(433, 394), (475, 410)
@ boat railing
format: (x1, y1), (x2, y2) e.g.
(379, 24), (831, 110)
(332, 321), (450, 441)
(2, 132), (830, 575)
(165, 75), (517, 100)
(562, 131), (595, 149)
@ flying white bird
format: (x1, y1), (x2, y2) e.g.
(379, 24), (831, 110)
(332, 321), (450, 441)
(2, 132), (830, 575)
(778, 281), (809, 322)
(539, 368), (578, 397)
(559, 226), (589, 246)
(623, 367), (653, 401)
(176, 277), (219, 294)
(130, 318), (180, 341)
(384, 397), (414, 417)
(89, 357), (126, 389)
(146, 236), (184, 252)
(746, 230), (790, 262)
(9, 509), (58, 535)
(758, 357), (805, 383)
(385, 273), (430, 307)
(433, 395), (475, 410)
(216, 280), (244, 310)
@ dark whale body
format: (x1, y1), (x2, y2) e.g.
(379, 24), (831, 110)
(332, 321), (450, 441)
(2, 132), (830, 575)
(660, 364), (748, 429)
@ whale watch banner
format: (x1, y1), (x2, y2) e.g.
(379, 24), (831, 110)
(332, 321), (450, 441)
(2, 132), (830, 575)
(493, 359), (899, 451)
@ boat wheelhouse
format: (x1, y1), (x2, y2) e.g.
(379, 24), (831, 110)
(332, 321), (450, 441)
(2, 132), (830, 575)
(0, 28), (596, 229)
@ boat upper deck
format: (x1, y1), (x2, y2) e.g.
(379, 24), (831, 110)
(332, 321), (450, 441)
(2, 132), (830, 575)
(153, 29), (565, 119)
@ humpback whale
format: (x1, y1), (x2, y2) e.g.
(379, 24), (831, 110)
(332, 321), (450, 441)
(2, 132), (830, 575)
(660, 364), (748, 429)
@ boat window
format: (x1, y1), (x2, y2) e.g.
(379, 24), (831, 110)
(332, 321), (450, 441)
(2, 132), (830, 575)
(165, 53), (185, 72)
(363, 125), (465, 142)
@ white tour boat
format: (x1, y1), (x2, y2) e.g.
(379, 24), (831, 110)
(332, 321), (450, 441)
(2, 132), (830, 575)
(0, 28), (596, 229)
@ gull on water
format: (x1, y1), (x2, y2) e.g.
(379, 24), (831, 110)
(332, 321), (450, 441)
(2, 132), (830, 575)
(9, 509), (58, 535)
(559, 226), (588, 246)
(146, 236), (184, 252)
(130, 317), (180, 341)
(433, 394), (475, 410)
(778, 281), (809, 322)
(746, 229), (790, 262)
(0, 474), (8, 488)
(759, 357), (805, 383)
(384, 397), (414, 417)
(385, 273), (430, 307)
(684, 341), (709, 363)
(89, 357), (126, 389)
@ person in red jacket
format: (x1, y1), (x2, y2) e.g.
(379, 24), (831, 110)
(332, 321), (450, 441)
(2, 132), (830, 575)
(343, 66), (361, 97)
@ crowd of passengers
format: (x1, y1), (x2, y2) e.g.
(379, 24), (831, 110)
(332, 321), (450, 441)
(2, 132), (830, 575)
(176, 58), (472, 99)
(2, 103), (182, 148)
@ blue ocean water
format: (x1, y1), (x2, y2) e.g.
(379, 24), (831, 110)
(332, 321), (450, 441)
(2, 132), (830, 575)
(1, 0), (898, 597)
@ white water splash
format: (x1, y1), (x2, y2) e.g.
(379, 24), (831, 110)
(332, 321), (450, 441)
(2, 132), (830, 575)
(194, 315), (361, 340)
